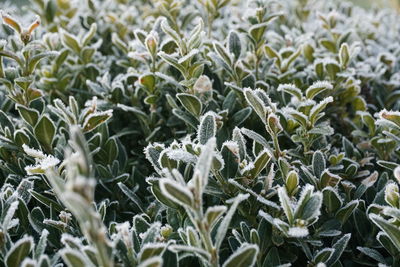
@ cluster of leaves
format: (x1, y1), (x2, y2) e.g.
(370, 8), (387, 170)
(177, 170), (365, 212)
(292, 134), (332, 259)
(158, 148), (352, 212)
(0, 0), (399, 266)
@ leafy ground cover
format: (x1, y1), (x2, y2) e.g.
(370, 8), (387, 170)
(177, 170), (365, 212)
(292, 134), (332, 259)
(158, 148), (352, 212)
(0, 0), (399, 266)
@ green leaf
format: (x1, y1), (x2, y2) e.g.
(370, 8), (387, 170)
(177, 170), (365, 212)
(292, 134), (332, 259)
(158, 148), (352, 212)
(320, 170), (342, 188)
(282, 48), (301, 72)
(264, 45), (281, 67)
(82, 23), (97, 47)
(313, 248), (334, 263)
(228, 31), (241, 60)
(278, 187), (294, 224)
(161, 19), (182, 47)
(45, 0), (57, 22)
(312, 150), (326, 178)
(213, 41), (232, 67)
(221, 141), (239, 179)
(320, 39), (337, 53)
(159, 179), (193, 208)
(118, 183), (144, 212)
(262, 247), (280, 267)
(138, 257), (163, 267)
(294, 184), (320, 220)
(339, 43), (350, 67)
(305, 81), (333, 100)
(232, 107), (252, 126)
(169, 245), (210, 262)
(299, 192), (322, 221)
(215, 194), (249, 250)
(193, 137), (216, 192)
(336, 200), (359, 224)
(34, 230), (49, 260)
(28, 51), (58, 74)
(370, 214), (400, 252)
(326, 233), (351, 265)
(139, 73), (156, 92)
(356, 247), (386, 263)
(177, 93), (202, 117)
(198, 112), (216, 145)
(204, 205), (227, 230)
(16, 105), (39, 126)
(309, 97), (333, 125)
(6, 237), (33, 267)
(139, 244), (167, 262)
(60, 249), (90, 267)
(249, 22), (268, 42)
(277, 84), (302, 100)
(172, 109), (198, 130)
(286, 170), (299, 196)
(83, 111), (112, 132)
(158, 52), (186, 76)
(222, 243), (259, 267)
(34, 115), (55, 150)
(323, 187), (342, 213)
(243, 88), (267, 123)
(249, 149), (271, 179)
(61, 29), (81, 54)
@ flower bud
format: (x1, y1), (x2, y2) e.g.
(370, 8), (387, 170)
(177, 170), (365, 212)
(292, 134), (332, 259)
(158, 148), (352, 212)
(266, 113), (283, 136)
(193, 75), (212, 94)
(145, 31), (158, 57)
(286, 170), (299, 196)
(160, 225), (173, 238)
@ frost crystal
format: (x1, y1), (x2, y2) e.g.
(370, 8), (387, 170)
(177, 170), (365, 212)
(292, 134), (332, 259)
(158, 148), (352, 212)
(288, 227), (309, 237)
(22, 144), (46, 159)
(167, 149), (196, 163)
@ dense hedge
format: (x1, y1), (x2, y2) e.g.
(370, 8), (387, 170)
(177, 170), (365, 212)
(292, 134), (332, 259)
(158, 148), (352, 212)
(0, 0), (399, 266)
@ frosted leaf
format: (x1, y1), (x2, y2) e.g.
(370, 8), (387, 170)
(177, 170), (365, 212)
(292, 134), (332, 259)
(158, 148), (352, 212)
(40, 156), (60, 169)
(25, 155), (60, 175)
(22, 144), (46, 159)
(144, 143), (165, 171)
(222, 141), (239, 155)
(198, 111), (217, 145)
(213, 152), (225, 171)
(306, 81), (333, 99)
(277, 83), (302, 100)
(241, 161), (255, 174)
(193, 75), (212, 94)
(82, 110), (113, 132)
(228, 179), (280, 210)
(394, 166), (400, 183)
(361, 171), (378, 187)
(116, 222), (132, 248)
(297, 99), (316, 108)
(167, 149), (196, 163)
(178, 49), (199, 64)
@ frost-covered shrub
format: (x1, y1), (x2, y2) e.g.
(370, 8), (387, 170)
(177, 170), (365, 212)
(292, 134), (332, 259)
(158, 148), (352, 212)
(0, 0), (399, 266)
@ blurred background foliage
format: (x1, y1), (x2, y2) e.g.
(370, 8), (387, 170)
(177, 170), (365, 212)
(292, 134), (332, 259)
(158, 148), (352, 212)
(3, 0), (400, 11)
